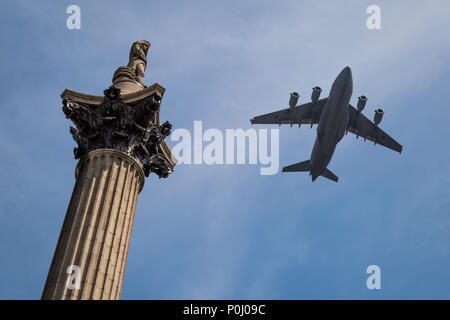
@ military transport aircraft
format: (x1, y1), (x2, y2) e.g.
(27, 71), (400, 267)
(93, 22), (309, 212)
(250, 66), (402, 182)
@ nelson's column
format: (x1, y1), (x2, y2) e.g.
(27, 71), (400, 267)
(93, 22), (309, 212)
(41, 40), (177, 300)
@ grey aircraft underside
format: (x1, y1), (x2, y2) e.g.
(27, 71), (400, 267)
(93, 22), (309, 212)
(250, 66), (403, 182)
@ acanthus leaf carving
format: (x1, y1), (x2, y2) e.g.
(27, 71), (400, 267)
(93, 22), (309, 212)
(62, 86), (174, 178)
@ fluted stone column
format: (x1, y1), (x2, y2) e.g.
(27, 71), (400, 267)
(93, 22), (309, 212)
(42, 40), (176, 300)
(42, 149), (145, 300)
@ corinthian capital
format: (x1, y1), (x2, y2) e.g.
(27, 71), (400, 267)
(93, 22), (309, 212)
(61, 84), (176, 178)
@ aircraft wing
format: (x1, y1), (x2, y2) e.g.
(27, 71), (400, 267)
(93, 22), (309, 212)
(347, 105), (403, 153)
(250, 98), (328, 126)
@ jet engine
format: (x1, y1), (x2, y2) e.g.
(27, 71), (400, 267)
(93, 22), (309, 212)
(311, 86), (322, 103)
(374, 108), (384, 126)
(289, 92), (299, 109)
(357, 95), (367, 112)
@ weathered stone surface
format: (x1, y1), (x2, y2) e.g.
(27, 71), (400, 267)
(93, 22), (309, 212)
(42, 40), (175, 300)
(41, 150), (144, 300)
(62, 85), (175, 178)
(112, 40), (150, 94)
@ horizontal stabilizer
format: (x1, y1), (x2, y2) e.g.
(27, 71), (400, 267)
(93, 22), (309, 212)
(321, 168), (338, 182)
(282, 160), (310, 172)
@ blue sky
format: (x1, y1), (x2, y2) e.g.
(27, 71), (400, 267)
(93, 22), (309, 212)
(1, 0), (450, 299)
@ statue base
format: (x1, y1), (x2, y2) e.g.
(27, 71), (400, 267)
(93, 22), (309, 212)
(112, 66), (146, 95)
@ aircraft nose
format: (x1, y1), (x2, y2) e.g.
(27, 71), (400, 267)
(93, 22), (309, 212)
(311, 174), (318, 182)
(333, 66), (353, 94)
(338, 66), (352, 81)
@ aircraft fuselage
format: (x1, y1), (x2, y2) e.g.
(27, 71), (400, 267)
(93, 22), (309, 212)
(310, 66), (353, 181)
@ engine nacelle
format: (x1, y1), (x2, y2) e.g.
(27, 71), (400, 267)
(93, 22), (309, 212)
(357, 95), (367, 112)
(374, 108), (384, 126)
(311, 86), (322, 103)
(289, 92), (299, 109)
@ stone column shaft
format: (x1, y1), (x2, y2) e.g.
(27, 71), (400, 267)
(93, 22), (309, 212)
(42, 149), (144, 300)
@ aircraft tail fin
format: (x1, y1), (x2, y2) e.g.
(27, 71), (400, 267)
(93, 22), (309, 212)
(282, 160), (310, 172)
(321, 168), (338, 182)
